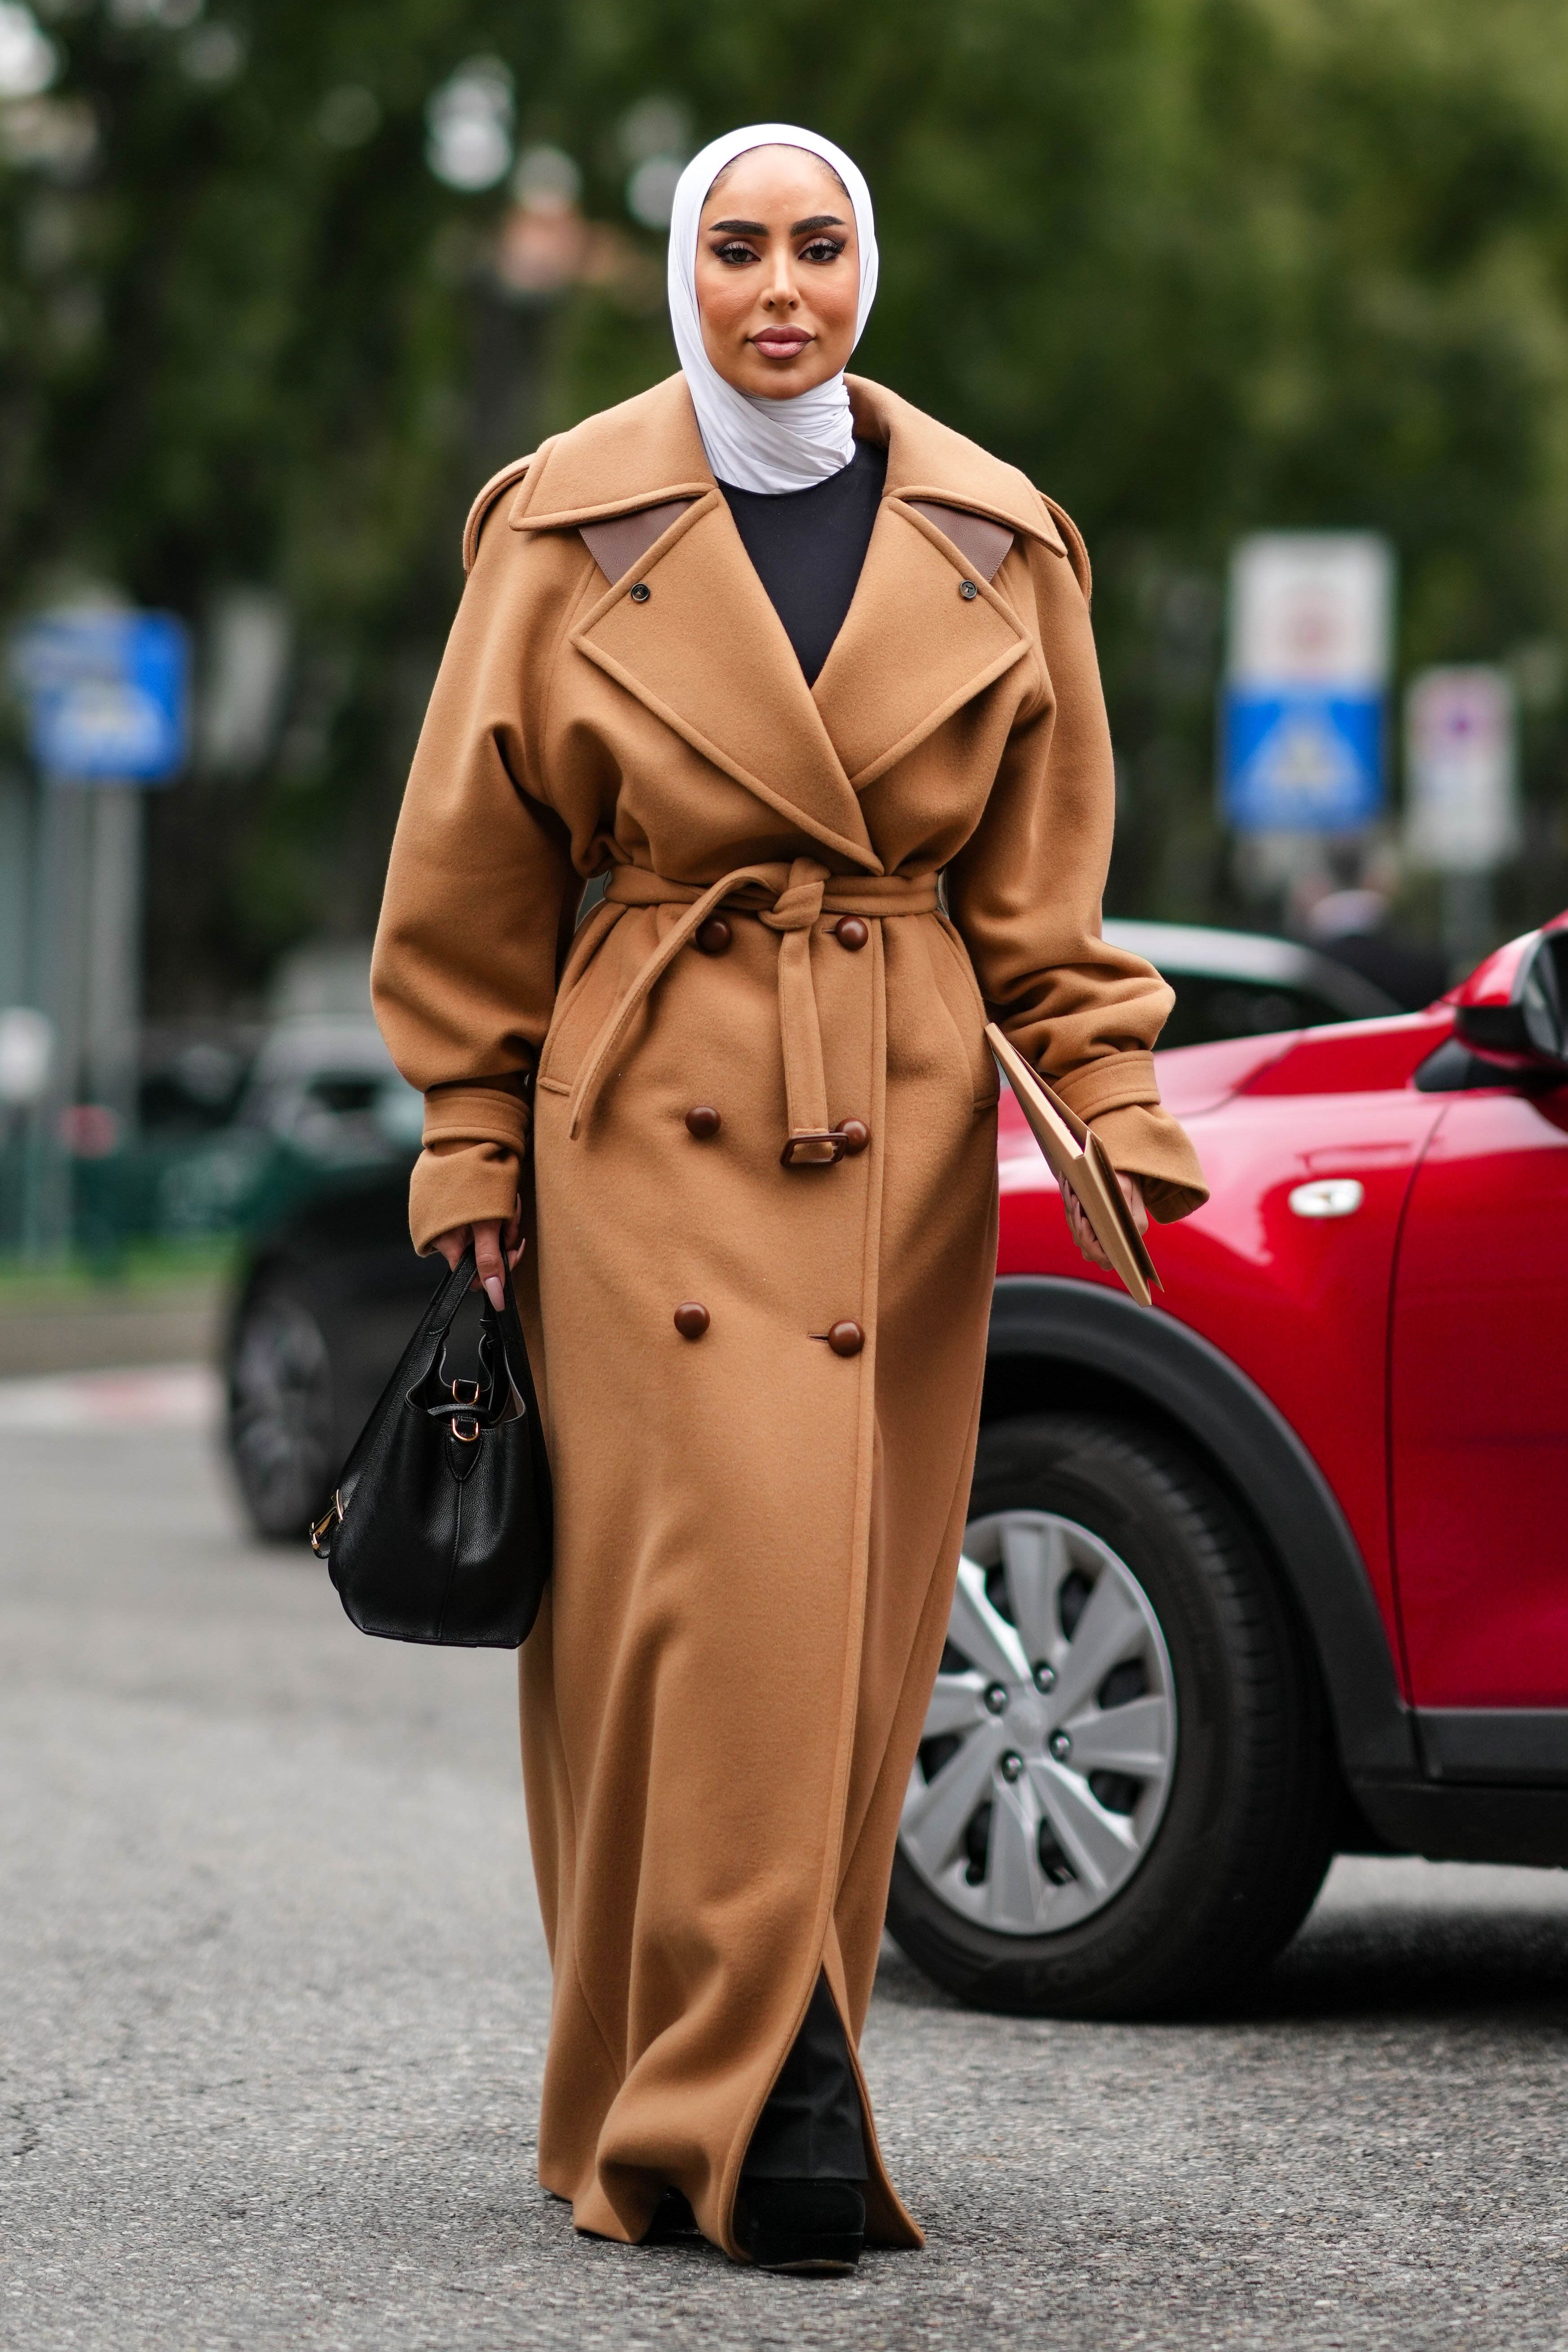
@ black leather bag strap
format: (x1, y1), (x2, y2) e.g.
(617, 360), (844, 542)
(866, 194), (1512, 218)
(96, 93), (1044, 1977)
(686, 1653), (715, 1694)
(486, 1255), (553, 1537)
(322, 1247), (480, 1522)
(486, 1260), (545, 1431)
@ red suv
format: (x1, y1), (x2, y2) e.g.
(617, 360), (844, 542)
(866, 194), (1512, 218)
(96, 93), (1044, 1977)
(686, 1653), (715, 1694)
(888, 913), (1568, 2017)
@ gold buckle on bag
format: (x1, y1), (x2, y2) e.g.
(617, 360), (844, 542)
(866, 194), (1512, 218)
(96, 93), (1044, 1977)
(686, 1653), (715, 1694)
(309, 1493), (344, 1557)
(451, 1376), (482, 1443)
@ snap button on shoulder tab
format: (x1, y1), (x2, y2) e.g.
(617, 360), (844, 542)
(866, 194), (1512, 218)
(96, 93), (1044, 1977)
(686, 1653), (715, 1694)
(959, 579), (979, 601)
(694, 916), (732, 956)
(685, 1105), (721, 1139)
(629, 581), (651, 603)
(827, 1320), (865, 1357)
(834, 917), (869, 952)
(673, 1302), (710, 1340)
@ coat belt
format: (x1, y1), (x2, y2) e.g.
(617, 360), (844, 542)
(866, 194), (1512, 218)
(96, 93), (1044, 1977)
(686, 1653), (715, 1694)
(566, 858), (939, 1164)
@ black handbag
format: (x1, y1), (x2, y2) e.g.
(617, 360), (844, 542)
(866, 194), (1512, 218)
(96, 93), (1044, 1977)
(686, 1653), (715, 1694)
(310, 1247), (552, 1648)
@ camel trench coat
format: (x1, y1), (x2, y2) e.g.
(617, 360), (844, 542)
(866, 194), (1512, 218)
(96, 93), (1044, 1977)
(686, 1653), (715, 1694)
(371, 371), (1206, 2258)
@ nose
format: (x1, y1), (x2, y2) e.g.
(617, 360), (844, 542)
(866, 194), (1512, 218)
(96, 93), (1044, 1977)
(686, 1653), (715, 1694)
(763, 249), (798, 311)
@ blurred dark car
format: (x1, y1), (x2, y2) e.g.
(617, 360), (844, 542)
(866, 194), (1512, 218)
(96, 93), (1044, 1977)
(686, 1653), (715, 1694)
(225, 1162), (433, 1538)
(1101, 917), (1396, 1043)
(221, 921), (1400, 1540)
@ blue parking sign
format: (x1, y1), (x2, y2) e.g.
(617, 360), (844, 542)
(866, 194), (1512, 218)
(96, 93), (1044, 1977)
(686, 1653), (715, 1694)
(1222, 688), (1384, 833)
(9, 609), (190, 784)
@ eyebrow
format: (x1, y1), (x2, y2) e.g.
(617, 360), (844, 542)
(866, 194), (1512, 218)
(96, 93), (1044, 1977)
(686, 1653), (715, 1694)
(707, 214), (848, 236)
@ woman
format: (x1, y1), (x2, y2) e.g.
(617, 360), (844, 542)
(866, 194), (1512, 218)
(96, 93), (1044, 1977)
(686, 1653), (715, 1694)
(371, 123), (1206, 2273)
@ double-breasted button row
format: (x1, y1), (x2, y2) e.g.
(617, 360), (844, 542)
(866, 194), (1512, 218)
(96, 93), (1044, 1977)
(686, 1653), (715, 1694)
(693, 910), (871, 954)
(685, 1103), (868, 1153)
(676, 1306), (863, 1352)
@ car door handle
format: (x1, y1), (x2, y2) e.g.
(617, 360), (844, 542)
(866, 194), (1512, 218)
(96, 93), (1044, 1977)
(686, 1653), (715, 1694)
(1288, 1178), (1365, 1219)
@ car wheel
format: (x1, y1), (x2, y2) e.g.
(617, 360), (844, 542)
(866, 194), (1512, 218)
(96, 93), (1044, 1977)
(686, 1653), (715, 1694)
(886, 1412), (1335, 2017)
(226, 1274), (337, 1542)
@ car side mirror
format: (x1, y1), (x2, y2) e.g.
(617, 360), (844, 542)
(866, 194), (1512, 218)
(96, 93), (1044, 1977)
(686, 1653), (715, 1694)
(1453, 929), (1568, 1074)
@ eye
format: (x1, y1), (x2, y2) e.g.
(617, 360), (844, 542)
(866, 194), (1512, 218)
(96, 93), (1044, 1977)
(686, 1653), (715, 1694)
(713, 239), (760, 266)
(799, 237), (848, 265)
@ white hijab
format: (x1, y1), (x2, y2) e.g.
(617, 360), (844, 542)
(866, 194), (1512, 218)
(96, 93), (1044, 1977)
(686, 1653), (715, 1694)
(666, 123), (879, 496)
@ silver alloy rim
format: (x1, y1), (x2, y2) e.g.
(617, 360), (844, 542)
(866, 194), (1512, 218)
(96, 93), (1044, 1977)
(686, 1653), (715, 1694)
(900, 1509), (1177, 1935)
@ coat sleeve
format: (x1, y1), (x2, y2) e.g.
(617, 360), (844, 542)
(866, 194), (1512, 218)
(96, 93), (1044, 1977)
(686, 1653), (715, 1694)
(944, 515), (1208, 1223)
(370, 490), (580, 1253)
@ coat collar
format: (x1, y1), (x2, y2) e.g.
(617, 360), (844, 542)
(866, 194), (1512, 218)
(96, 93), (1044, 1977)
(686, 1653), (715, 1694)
(512, 376), (1051, 863)
(510, 372), (1064, 550)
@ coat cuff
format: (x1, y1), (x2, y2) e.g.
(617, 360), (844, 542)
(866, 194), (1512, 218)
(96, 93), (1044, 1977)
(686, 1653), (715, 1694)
(408, 1138), (522, 1256)
(1089, 1104), (1209, 1224)
(421, 1080), (531, 1155)
(1049, 1051), (1161, 1123)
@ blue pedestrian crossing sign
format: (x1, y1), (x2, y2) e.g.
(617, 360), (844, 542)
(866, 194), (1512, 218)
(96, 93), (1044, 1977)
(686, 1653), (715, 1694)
(1223, 690), (1384, 833)
(1221, 534), (1393, 835)
(9, 607), (190, 784)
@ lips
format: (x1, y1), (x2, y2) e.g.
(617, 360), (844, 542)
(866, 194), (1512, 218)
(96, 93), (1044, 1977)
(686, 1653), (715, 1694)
(752, 330), (811, 358)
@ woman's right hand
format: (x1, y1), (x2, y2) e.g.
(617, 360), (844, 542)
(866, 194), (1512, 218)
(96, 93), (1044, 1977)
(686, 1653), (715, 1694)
(433, 1198), (524, 1310)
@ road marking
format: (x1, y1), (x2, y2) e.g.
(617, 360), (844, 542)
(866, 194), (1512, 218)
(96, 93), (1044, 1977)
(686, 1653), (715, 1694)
(0, 1363), (221, 1431)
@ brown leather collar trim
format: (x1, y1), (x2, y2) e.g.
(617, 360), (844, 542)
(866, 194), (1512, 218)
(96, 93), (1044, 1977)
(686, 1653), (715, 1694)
(905, 500), (1016, 580)
(513, 481), (714, 534)
(579, 499), (699, 584)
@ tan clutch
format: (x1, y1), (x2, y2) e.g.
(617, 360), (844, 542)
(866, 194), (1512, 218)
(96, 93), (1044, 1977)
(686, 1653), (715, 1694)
(985, 1023), (1161, 1309)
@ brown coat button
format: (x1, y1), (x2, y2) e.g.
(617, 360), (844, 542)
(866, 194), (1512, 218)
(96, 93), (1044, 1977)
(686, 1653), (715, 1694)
(674, 1303), (710, 1340)
(836, 1119), (870, 1155)
(694, 915), (732, 955)
(959, 579), (979, 601)
(685, 1105), (721, 1139)
(629, 581), (651, 603)
(827, 1320), (865, 1357)
(835, 916), (869, 952)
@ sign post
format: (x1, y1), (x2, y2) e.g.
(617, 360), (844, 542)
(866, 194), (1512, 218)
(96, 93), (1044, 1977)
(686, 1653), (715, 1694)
(6, 606), (189, 1256)
(1405, 666), (1518, 973)
(1222, 534), (1395, 843)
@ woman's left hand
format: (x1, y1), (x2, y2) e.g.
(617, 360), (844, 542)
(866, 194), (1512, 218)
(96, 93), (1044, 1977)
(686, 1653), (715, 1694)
(1062, 1171), (1147, 1269)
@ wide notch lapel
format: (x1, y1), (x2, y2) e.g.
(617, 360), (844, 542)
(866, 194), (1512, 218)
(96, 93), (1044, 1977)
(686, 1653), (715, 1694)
(811, 498), (1031, 793)
(569, 491), (881, 873)
(808, 378), (1069, 793)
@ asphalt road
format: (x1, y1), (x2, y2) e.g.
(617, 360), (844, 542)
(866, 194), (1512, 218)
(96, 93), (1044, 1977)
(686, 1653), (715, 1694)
(7, 1393), (1568, 2352)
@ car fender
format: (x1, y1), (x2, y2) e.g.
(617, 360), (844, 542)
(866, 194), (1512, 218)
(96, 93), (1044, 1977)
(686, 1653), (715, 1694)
(985, 1276), (1417, 1780)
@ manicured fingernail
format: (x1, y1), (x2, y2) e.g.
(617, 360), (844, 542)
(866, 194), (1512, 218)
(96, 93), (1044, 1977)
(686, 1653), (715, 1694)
(484, 1277), (504, 1310)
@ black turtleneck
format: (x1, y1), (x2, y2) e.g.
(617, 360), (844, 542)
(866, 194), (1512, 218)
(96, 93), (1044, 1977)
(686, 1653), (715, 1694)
(717, 439), (888, 687)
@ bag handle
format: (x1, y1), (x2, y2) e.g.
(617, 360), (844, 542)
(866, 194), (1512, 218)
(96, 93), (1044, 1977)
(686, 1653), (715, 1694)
(483, 1250), (546, 1435)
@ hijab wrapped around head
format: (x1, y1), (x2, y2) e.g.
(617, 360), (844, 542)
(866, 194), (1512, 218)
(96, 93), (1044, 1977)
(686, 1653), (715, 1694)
(666, 123), (879, 496)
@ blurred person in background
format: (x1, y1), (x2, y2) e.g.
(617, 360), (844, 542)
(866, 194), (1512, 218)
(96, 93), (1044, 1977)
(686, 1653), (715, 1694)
(371, 123), (1206, 2275)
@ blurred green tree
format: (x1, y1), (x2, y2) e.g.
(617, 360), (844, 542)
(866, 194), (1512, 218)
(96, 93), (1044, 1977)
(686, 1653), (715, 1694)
(3, 0), (1567, 1009)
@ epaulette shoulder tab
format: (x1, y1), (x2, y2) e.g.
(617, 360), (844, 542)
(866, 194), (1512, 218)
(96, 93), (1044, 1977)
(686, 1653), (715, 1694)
(1038, 492), (1091, 603)
(463, 453), (535, 574)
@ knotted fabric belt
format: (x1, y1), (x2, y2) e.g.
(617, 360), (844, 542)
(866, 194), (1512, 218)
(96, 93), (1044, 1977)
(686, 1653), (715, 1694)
(566, 858), (939, 1165)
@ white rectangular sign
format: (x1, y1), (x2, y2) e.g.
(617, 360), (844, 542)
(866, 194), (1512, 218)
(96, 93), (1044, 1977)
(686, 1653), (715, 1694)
(1405, 667), (1518, 874)
(1228, 534), (1394, 690)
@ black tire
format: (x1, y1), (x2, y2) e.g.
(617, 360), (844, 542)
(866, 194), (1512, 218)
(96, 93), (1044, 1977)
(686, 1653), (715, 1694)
(225, 1271), (338, 1542)
(885, 1411), (1335, 2018)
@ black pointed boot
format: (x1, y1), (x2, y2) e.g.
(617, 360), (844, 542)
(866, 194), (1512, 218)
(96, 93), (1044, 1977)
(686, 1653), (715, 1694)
(734, 2179), (866, 2274)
